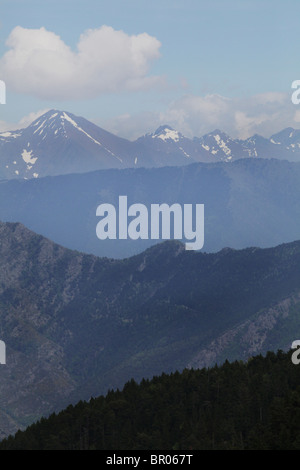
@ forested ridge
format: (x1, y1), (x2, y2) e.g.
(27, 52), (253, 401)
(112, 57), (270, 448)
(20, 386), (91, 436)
(1, 349), (300, 450)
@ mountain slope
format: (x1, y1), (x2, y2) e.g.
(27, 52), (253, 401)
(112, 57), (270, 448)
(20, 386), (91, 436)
(0, 222), (300, 436)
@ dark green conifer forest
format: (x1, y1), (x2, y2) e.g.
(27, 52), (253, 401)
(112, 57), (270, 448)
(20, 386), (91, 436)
(1, 349), (300, 450)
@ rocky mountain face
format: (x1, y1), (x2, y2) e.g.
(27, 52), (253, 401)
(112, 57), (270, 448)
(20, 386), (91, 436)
(0, 221), (300, 437)
(2, 110), (300, 180)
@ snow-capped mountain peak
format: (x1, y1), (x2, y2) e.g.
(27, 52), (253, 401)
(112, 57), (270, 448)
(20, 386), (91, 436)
(269, 128), (300, 152)
(152, 125), (182, 142)
(28, 109), (92, 140)
(27, 110), (65, 139)
(196, 129), (235, 161)
(26, 110), (126, 161)
(0, 110), (133, 180)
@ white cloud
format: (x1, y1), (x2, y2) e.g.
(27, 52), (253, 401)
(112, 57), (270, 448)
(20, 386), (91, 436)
(102, 92), (299, 140)
(18, 109), (51, 128)
(1, 92), (299, 141)
(161, 94), (232, 137)
(160, 92), (295, 139)
(0, 109), (49, 132)
(101, 111), (161, 140)
(0, 26), (163, 100)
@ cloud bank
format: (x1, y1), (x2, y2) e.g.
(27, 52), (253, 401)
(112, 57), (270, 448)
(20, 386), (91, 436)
(0, 26), (163, 100)
(0, 109), (50, 133)
(103, 92), (299, 140)
(1, 92), (299, 141)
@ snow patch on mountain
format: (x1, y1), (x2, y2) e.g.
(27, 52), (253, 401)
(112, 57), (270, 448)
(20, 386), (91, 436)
(62, 112), (103, 146)
(21, 149), (38, 165)
(154, 128), (180, 142)
(179, 146), (190, 158)
(0, 131), (22, 139)
(33, 120), (46, 135)
(214, 134), (231, 156)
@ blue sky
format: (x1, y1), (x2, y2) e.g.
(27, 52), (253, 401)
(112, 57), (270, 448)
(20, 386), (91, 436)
(1, 0), (300, 139)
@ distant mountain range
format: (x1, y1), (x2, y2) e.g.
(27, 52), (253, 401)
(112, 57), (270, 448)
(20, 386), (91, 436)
(0, 221), (300, 438)
(0, 158), (299, 259)
(1, 109), (300, 179)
